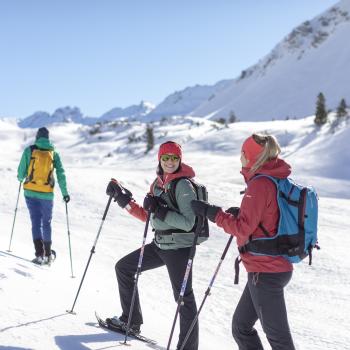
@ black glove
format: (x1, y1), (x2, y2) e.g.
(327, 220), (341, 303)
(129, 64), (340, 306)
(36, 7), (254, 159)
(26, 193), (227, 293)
(154, 199), (169, 221)
(225, 206), (240, 218)
(143, 194), (158, 213)
(143, 194), (169, 221)
(106, 179), (132, 208)
(191, 199), (221, 223)
(63, 195), (70, 203)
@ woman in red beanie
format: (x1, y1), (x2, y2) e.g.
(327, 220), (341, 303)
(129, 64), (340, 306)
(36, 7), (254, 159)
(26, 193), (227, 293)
(105, 141), (199, 350)
(191, 134), (295, 350)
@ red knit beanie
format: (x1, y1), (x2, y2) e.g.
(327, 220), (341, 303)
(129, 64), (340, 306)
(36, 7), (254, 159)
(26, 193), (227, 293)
(241, 136), (264, 167)
(158, 141), (182, 160)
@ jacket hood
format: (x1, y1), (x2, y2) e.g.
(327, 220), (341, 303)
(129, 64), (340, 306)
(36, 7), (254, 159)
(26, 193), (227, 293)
(241, 158), (291, 182)
(34, 138), (55, 151)
(156, 162), (195, 189)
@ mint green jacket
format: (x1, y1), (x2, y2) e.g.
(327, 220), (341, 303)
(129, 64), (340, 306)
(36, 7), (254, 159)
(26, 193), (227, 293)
(17, 138), (69, 200)
(151, 178), (198, 250)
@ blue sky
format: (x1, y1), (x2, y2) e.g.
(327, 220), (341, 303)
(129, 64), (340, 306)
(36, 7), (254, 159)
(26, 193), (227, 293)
(0, 0), (337, 118)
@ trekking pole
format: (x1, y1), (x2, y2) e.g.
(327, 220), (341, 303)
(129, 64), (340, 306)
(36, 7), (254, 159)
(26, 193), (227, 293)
(122, 210), (152, 345)
(65, 202), (75, 278)
(166, 216), (204, 350)
(67, 195), (113, 314)
(7, 182), (22, 252)
(178, 235), (234, 350)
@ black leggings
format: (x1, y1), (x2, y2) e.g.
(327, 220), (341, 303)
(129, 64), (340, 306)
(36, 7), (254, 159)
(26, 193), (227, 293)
(115, 241), (198, 350)
(232, 271), (295, 350)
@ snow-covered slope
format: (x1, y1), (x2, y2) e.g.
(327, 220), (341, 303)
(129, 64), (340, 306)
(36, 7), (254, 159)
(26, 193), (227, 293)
(99, 101), (155, 122)
(1, 116), (350, 349)
(191, 0), (350, 121)
(144, 80), (232, 121)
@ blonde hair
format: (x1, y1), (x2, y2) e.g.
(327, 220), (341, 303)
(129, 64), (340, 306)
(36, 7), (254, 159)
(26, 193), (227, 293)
(250, 133), (281, 173)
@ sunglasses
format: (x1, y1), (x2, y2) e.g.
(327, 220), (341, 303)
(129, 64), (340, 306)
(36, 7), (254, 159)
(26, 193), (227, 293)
(160, 154), (180, 162)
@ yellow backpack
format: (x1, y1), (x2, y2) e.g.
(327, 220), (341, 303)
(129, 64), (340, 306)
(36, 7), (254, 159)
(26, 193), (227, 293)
(24, 147), (55, 193)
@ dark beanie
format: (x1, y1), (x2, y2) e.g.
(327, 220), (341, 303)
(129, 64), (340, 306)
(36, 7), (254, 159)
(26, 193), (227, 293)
(36, 127), (49, 140)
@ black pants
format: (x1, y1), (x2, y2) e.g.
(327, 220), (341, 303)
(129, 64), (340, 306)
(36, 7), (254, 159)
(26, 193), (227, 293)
(115, 241), (198, 350)
(232, 271), (295, 350)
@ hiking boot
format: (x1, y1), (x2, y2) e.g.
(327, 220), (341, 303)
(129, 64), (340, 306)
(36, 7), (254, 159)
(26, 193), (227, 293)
(33, 239), (44, 257)
(43, 255), (52, 265)
(109, 316), (141, 334)
(43, 241), (52, 257)
(32, 256), (44, 265)
(43, 251), (56, 265)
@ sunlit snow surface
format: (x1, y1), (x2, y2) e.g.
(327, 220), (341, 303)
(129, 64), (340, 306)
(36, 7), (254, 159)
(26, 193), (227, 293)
(0, 115), (349, 349)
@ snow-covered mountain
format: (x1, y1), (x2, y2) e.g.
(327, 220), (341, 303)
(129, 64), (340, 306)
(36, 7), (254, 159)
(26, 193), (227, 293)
(18, 102), (155, 128)
(190, 0), (350, 121)
(18, 106), (98, 128)
(99, 101), (154, 122)
(16, 0), (350, 128)
(143, 80), (232, 121)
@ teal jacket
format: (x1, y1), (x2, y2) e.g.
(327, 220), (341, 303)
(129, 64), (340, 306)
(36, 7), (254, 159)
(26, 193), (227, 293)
(127, 163), (198, 250)
(152, 177), (197, 249)
(17, 138), (69, 200)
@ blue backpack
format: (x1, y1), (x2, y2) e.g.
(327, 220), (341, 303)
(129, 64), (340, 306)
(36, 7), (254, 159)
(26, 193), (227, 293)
(238, 175), (319, 264)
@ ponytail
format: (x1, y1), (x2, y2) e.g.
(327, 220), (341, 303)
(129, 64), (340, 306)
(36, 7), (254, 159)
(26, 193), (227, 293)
(250, 134), (281, 173)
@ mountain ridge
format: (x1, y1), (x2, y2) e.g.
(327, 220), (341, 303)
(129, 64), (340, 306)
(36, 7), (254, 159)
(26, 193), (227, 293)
(17, 0), (350, 128)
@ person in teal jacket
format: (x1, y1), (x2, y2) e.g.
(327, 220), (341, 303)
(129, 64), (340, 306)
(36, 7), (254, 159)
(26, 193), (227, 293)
(105, 141), (199, 350)
(17, 127), (70, 264)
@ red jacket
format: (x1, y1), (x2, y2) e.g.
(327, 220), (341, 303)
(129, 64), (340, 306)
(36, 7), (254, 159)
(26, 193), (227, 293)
(215, 158), (293, 273)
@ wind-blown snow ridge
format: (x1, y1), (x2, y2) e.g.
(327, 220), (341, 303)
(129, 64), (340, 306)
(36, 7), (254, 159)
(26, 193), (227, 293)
(191, 0), (350, 121)
(237, 0), (350, 80)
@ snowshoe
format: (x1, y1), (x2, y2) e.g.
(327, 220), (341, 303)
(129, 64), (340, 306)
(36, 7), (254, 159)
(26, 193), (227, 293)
(95, 312), (156, 345)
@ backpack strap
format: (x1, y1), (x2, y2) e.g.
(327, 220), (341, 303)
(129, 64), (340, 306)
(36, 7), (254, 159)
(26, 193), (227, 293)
(167, 177), (192, 211)
(167, 177), (209, 238)
(150, 178), (158, 195)
(26, 145), (38, 182)
(250, 174), (279, 237)
(258, 223), (271, 237)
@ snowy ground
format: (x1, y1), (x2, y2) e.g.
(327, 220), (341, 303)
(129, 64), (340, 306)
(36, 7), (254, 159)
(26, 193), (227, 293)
(0, 116), (350, 350)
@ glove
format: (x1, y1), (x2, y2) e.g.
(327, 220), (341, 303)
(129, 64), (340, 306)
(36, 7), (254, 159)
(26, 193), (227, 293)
(63, 195), (70, 203)
(191, 199), (221, 223)
(154, 199), (169, 221)
(106, 179), (132, 208)
(225, 206), (240, 218)
(106, 178), (122, 197)
(143, 194), (169, 221)
(143, 194), (158, 213)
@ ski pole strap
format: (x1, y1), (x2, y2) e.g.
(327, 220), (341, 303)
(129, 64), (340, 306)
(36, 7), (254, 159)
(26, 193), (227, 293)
(234, 256), (242, 285)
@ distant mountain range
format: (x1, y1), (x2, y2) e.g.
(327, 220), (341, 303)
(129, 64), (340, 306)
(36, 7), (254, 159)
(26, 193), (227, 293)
(18, 0), (350, 128)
